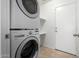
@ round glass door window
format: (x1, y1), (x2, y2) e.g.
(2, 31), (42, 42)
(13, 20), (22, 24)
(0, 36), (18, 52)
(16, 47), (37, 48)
(16, 0), (39, 18)
(15, 36), (39, 58)
(22, 0), (37, 14)
(21, 40), (38, 58)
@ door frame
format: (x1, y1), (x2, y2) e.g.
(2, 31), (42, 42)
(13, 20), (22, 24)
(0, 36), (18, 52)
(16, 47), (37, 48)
(1, 0), (10, 57)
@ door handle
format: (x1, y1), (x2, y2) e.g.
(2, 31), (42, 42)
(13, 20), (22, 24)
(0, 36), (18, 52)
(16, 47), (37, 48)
(73, 34), (79, 37)
(5, 34), (10, 39)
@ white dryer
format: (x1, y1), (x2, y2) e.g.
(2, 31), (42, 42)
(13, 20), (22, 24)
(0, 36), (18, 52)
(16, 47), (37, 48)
(10, 29), (40, 58)
(10, 0), (40, 29)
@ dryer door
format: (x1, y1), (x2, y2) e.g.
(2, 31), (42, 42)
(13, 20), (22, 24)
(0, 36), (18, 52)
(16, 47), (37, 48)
(16, 0), (39, 18)
(15, 36), (39, 58)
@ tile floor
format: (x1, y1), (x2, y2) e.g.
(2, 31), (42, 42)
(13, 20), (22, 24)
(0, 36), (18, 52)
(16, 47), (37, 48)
(38, 47), (78, 58)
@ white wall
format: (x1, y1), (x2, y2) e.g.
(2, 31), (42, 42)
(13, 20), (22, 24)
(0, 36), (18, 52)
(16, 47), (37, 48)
(40, 0), (75, 49)
(40, 1), (56, 49)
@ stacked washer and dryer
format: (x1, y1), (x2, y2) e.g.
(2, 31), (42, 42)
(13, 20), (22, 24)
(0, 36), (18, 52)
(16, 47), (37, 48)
(10, 0), (40, 58)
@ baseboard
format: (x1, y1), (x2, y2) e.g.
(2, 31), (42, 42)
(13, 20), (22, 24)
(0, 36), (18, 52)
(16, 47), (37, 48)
(55, 49), (77, 56)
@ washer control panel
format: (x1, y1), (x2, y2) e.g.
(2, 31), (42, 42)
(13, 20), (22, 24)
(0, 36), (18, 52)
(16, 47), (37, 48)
(11, 28), (39, 38)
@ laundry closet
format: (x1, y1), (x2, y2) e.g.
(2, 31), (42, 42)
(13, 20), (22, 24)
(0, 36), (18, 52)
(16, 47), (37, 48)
(1, 0), (79, 58)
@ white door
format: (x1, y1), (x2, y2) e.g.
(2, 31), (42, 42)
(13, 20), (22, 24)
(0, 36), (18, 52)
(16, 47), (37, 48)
(55, 3), (77, 55)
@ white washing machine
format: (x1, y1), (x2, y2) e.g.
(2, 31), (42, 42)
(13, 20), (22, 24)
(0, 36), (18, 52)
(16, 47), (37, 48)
(10, 29), (40, 58)
(10, 0), (40, 58)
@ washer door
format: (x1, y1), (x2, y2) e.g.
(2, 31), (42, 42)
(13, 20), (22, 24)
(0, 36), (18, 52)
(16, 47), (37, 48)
(16, 0), (39, 18)
(15, 36), (39, 58)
